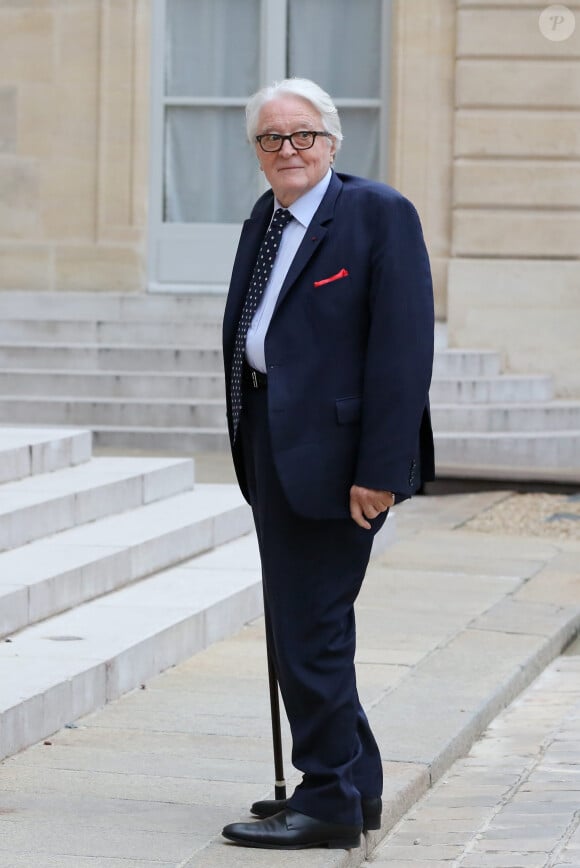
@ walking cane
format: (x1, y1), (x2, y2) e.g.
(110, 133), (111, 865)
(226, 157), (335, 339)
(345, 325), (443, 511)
(264, 599), (287, 800)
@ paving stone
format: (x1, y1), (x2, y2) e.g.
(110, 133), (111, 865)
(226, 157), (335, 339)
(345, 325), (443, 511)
(371, 843), (465, 860)
(391, 824), (476, 845)
(397, 804), (495, 822)
(474, 835), (560, 850)
(181, 839), (362, 867)
(0, 858), (174, 868)
(1, 792), (209, 836)
(368, 862), (446, 868)
(490, 819), (570, 837)
(378, 529), (555, 577)
(369, 629), (547, 776)
(359, 566), (519, 613)
(353, 662), (409, 704)
(460, 856), (548, 868)
(515, 554), (580, 606)
(0, 761), (262, 808)
(471, 598), (578, 638)
(0, 817), (203, 862)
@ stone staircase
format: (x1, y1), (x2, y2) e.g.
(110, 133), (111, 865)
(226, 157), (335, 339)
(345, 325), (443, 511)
(0, 424), (396, 762)
(0, 425), (260, 761)
(0, 291), (578, 482)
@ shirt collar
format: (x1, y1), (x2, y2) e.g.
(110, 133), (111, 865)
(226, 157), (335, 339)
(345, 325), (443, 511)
(274, 168), (333, 229)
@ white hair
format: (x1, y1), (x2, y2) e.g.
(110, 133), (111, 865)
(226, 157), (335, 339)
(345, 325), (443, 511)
(245, 78), (343, 152)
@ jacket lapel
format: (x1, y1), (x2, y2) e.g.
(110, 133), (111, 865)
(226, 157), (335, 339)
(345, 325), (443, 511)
(223, 198), (273, 358)
(224, 172), (343, 356)
(273, 171), (342, 316)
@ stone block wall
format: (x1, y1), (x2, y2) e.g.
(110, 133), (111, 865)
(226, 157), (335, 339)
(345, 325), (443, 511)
(452, 1), (580, 257)
(448, 0), (580, 397)
(0, 0), (150, 292)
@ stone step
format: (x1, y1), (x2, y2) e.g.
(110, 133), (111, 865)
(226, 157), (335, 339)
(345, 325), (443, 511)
(0, 376), (554, 425)
(93, 425), (230, 453)
(0, 370), (225, 400)
(93, 429), (580, 481)
(435, 430), (580, 480)
(431, 401), (580, 432)
(0, 426), (91, 485)
(430, 374), (553, 403)
(0, 319), (222, 347)
(0, 290), (227, 322)
(0, 364), (517, 401)
(0, 381), (556, 431)
(0, 396), (226, 429)
(432, 349), (501, 378)
(0, 344), (498, 378)
(0, 483), (252, 641)
(0, 455), (195, 553)
(0, 531), (260, 761)
(0, 344), (224, 372)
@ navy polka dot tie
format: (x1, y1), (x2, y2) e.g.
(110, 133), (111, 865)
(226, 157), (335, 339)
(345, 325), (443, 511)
(230, 207), (293, 440)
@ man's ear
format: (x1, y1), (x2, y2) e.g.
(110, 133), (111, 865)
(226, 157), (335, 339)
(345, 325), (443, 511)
(329, 138), (337, 162)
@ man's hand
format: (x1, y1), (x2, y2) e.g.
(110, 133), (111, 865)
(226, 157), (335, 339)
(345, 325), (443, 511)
(349, 485), (395, 530)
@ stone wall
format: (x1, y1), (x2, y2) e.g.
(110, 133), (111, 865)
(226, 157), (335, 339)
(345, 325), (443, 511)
(0, 0), (150, 292)
(447, 0), (580, 397)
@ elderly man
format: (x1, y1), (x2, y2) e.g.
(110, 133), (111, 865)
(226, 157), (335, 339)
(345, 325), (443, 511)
(221, 78), (434, 850)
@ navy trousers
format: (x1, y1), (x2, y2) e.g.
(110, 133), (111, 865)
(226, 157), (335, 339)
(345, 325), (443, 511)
(240, 384), (384, 827)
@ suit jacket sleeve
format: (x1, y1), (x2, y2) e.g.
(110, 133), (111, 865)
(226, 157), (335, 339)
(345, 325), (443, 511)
(354, 193), (434, 497)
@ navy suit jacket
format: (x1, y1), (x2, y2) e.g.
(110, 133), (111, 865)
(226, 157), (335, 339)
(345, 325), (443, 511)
(223, 171), (435, 520)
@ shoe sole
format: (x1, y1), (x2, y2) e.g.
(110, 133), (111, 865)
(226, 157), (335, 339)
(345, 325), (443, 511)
(223, 832), (361, 850)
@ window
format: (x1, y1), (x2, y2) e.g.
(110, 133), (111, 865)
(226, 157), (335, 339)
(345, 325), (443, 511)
(149, 0), (391, 291)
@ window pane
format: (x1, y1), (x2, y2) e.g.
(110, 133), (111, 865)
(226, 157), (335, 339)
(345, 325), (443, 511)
(165, 108), (258, 223)
(166, 0), (260, 97)
(334, 109), (379, 180)
(288, 0), (381, 98)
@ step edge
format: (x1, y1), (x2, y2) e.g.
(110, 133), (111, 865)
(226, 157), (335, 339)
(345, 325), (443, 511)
(0, 498), (253, 640)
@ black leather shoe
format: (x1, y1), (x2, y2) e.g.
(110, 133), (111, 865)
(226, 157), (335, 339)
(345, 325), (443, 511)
(250, 795), (382, 831)
(222, 808), (361, 850)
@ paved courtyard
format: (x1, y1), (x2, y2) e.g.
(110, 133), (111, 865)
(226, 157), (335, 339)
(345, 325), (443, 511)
(0, 481), (578, 867)
(369, 647), (580, 868)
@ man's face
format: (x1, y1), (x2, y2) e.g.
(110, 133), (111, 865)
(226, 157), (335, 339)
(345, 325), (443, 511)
(255, 94), (336, 207)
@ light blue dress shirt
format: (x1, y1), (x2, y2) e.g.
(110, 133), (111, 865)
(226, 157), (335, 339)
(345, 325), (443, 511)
(245, 168), (333, 373)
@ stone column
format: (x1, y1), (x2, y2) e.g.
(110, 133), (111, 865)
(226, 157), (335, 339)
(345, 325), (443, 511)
(389, 0), (457, 318)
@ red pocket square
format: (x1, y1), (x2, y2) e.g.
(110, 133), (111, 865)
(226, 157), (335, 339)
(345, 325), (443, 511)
(313, 268), (349, 287)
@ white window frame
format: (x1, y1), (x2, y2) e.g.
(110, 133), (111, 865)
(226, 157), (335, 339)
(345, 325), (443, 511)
(148, 0), (392, 293)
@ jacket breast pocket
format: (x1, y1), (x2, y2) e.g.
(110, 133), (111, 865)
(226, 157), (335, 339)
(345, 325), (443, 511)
(307, 273), (354, 321)
(335, 396), (362, 425)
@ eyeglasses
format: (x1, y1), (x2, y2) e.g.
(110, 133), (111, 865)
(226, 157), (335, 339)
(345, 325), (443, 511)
(255, 130), (332, 152)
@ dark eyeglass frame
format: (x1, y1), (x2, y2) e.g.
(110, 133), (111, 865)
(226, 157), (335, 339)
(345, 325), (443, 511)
(255, 130), (332, 152)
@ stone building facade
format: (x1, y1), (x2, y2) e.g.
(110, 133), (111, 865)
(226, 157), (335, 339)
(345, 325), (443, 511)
(0, 0), (150, 293)
(0, 0), (579, 394)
